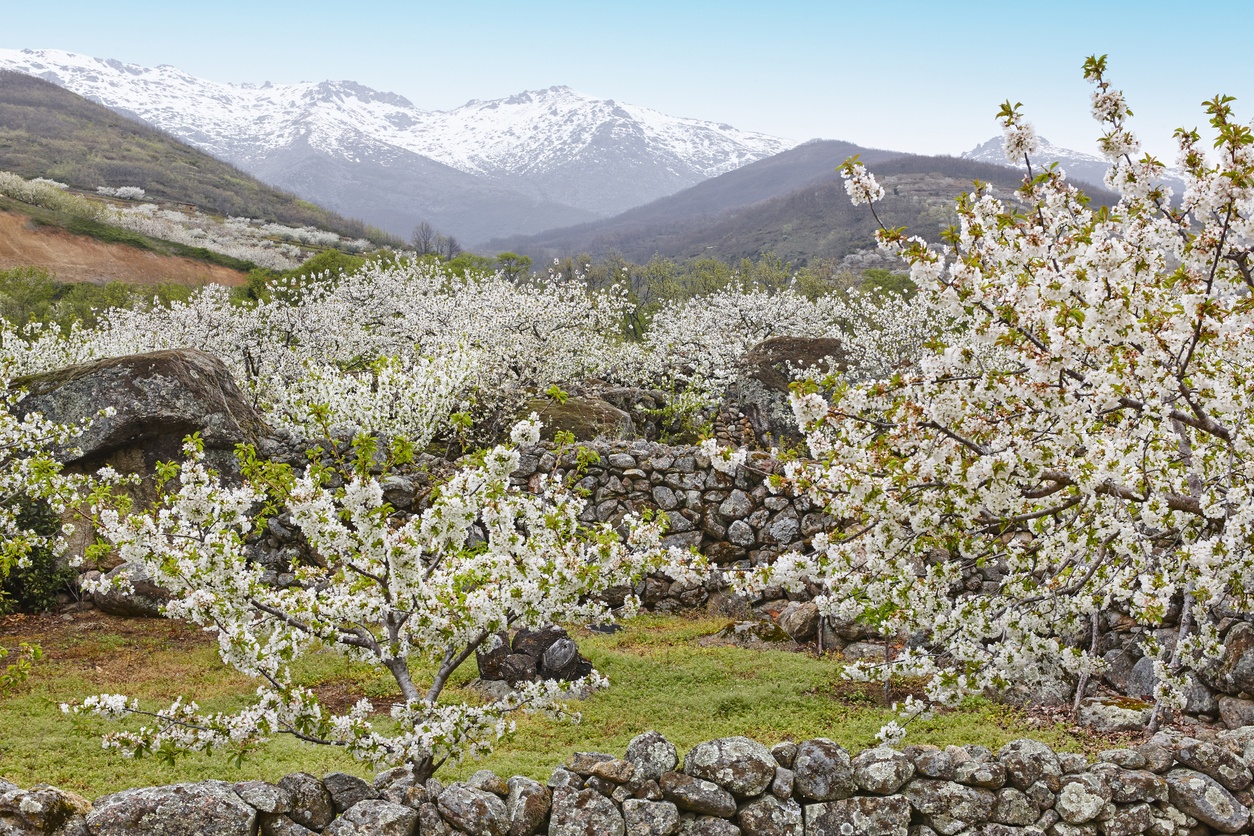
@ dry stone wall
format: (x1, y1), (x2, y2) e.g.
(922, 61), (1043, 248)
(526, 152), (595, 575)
(5, 729), (1254, 835)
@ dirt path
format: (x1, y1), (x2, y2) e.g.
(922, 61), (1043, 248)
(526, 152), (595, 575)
(0, 211), (247, 286)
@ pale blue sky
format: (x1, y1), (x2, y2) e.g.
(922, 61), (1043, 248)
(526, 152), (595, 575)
(5, 1), (1251, 159)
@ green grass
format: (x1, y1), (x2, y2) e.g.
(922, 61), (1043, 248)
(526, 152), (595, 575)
(0, 611), (1086, 799)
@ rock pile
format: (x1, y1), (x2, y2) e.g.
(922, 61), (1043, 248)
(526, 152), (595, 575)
(475, 626), (593, 690)
(5, 729), (1254, 835)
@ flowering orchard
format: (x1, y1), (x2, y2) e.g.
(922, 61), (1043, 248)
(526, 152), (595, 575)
(66, 423), (701, 776)
(735, 56), (1254, 740)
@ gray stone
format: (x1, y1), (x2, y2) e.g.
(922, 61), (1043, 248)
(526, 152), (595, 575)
(548, 768), (585, 791)
(653, 486), (679, 510)
(324, 800), (419, 836)
(802, 796), (910, 836)
(628, 731), (680, 781)
(506, 776), (550, 836)
(770, 742), (797, 769)
(541, 639), (581, 681)
(1165, 768), (1250, 832)
(1174, 737), (1252, 790)
(998, 740), (1062, 792)
(590, 759), (638, 784)
(777, 603), (819, 643)
(852, 747), (915, 795)
(719, 491), (754, 521)
(418, 802), (451, 836)
(87, 781), (256, 836)
(955, 759), (1006, 789)
(904, 746), (954, 781)
(1213, 621), (1254, 695)
(684, 737), (779, 797)
(91, 561), (175, 618)
(771, 768), (794, 800)
(1099, 802), (1154, 836)
(1089, 765), (1166, 805)
(727, 520), (756, 548)
(900, 779), (996, 836)
(682, 817), (741, 836)
(468, 771), (510, 797)
(1096, 749), (1146, 770)
(792, 739), (855, 802)
(0, 783), (91, 836)
(736, 795), (803, 836)
(763, 515), (799, 545)
(278, 772), (335, 831)
(324, 772), (378, 814)
(622, 799), (681, 836)
(1054, 775), (1110, 825)
(548, 787), (625, 836)
(259, 814), (317, 836)
(1219, 695), (1254, 730)
(438, 783), (508, 836)
(990, 787), (1037, 826)
(659, 772), (737, 817)
(234, 780), (292, 814)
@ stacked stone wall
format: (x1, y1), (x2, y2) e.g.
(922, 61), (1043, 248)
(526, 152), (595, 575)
(6, 729), (1254, 835)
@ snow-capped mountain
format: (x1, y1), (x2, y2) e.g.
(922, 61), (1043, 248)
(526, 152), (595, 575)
(0, 49), (796, 242)
(962, 135), (1186, 196)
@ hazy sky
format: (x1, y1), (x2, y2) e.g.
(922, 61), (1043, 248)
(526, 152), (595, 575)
(6, 1), (1252, 159)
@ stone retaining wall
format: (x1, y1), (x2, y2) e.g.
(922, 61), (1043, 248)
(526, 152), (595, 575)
(6, 729), (1254, 835)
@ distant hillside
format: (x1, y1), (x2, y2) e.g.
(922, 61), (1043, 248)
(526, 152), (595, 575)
(489, 152), (1119, 265)
(0, 71), (391, 244)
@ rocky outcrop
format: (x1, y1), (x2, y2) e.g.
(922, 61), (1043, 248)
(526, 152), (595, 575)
(5, 729), (1253, 836)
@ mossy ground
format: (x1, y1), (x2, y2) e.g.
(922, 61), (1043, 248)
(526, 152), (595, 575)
(0, 608), (1116, 799)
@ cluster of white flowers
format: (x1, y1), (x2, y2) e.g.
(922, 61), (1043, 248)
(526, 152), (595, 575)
(96, 186), (146, 200)
(67, 431), (702, 775)
(736, 57), (1254, 741)
(102, 203), (307, 270)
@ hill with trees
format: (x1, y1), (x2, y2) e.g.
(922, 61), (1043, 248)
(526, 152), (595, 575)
(0, 71), (392, 244)
(487, 149), (1119, 265)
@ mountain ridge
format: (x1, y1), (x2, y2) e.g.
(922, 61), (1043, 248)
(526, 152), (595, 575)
(0, 48), (796, 242)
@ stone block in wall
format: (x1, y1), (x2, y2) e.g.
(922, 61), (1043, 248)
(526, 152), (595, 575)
(802, 796), (910, 836)
(736, 795), (802, 836)
(87, 781), (257, 836)
(791, 740), (855, 803)
(437, 784), (508, 836)
(322, 800), (418, 836)
(1165, 768), (1250, 832)
(548, 787), (625, 836)
(683, 738), (779, 798)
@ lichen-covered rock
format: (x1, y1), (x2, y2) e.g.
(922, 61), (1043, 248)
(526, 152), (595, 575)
(770, 768), (794, 800)
(682, 816), (741, 836)
(323, 772), (378, 814)
(1089, 766), (1166, 805)
(1165, 768), (1251, 833)
(323, 799), (419, 836)
(791, 739), (855, 802)
(278, 773), (335, 831)
(953, 759), (1006, 790)
(1054, 774), (1111, 825)
(506, 776), (549, 836)
(622, 799), (681, 836)
(684, 737), (779, 797)
(1077, 697), (1152, 733)
(418, 802), (451, 836)
(659, 772), (737, 817)
(1174, 737), (1253, 791)
(522, 397), (635, 442)
(0, 782), (92, 835)
(903, 746), (954, 781)
(628, 731), (679, 781)
(988, 787), (1037, 826)
(900, 779), (996, 836)
(777, 603), (819, 643)
(735, 795), (802, 836)
(997, 739), (1062, 792)
(770, 743), (797, 770)
(802, 796), (910, 836)
(590, 759), (637, 784)
(234, 780), (292, 814)
(565, 752), (616, 777)
(468, 771), (510, 797)
(87, 781), (256, 836)
(1218, 695), (1254, 730)
(548, 787), (625, 836)
(437, 783), (508, 836)
(477, 632), (511, 680)
(851, 747), (914, 795)
(259, 814), (318, 836)
(1212, 621), (1254, 695)
(1101, 802), (1154, 836)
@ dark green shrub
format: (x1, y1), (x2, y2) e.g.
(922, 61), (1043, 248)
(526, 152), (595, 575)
(0, 500), (75, 614)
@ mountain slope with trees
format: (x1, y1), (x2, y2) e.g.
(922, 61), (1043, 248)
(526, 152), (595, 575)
(0, 71), (390, 243)
(487, 151), (1117, 265)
